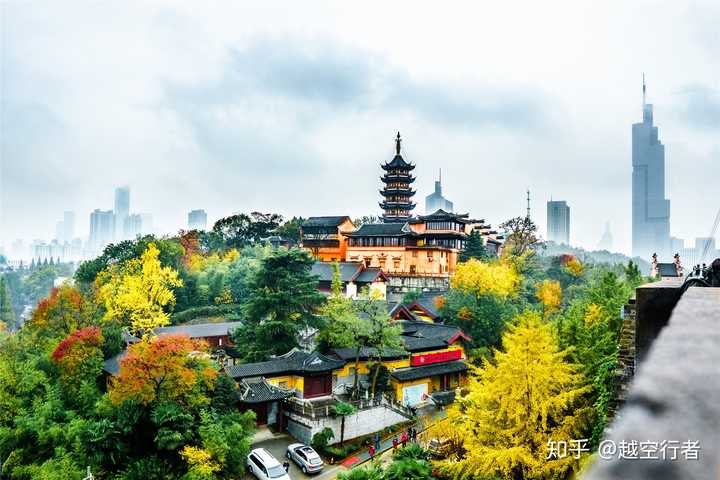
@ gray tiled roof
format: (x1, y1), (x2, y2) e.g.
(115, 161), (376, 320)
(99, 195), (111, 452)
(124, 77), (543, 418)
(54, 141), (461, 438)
(390, 360), (469, 382)
(102, 351), (126, 376)
(329, 347), (406, 361)
(398, 320), (466, 352)
(409, 292), (447, 320)
(311, 262), (363, 282)
(238, 379), (294, 404)
(302, 216), (351, 227)
(349, 223), (410, 236)
(354, 267), (385, 283)
(155, 321), (242, 338)
(657, 263), (679, 277)
(227, 349), (346, 379)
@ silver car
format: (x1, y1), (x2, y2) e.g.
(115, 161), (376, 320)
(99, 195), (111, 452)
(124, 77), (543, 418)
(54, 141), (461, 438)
(286, 443), (324, 474)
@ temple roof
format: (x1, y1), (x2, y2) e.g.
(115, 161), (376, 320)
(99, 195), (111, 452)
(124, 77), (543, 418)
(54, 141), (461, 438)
(390, 360), (469, 382)
(155, 321), (242, 339)
(238, 378), (293, 404)
(382, 154), (415, 170)
(227, 349), (346, 379)
(302, 216), (352, 228)
(410, 209), (472, 224)
(349, 223), (411, 237)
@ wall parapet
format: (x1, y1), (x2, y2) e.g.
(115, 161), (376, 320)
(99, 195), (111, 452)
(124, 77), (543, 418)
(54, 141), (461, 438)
(584, 287), (720, 480)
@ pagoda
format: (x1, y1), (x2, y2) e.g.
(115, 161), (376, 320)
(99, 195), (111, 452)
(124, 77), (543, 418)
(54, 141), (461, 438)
(379, 132), (416, 223)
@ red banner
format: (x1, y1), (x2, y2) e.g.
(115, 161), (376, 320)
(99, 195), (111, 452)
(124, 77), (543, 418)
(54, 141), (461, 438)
(411, 349), (462, 366)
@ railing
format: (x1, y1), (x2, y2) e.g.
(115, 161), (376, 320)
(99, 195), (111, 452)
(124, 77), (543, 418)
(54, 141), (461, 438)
(285, 394), (415, 420)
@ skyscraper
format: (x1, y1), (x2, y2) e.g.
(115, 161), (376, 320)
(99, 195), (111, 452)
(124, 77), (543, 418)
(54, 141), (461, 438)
(598, 222), (613, 251)
(188, 209), (208, 230)
(123, 214), (143, 239)
(632, 77), (671, 258)
(425, 170), (454, 214)
(547, 200), (570, 245)
(89, 209), (115, 254)
(114, 186), (130, 240)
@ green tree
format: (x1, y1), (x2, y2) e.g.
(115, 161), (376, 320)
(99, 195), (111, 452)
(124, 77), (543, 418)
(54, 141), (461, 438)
(332, 401), (357, 446)
(276, 216), (305, 245)
(232, 248), (323, 361)
(459, 230), (490, 262)
(211, 373), (239, 413)
(212, 212), (283, 250)
(0, 276), (15, 330)
(500, 216), (542, 258)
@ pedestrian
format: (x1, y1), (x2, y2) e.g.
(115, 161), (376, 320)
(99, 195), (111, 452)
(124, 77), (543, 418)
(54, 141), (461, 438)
(373, 432), (381, 452)
(392, 436), (399, 451)
(401, 431), (408, 447)
(282, 461), (290, 472)
(368, 444), (376, 461)
(410, 426), (417, 442)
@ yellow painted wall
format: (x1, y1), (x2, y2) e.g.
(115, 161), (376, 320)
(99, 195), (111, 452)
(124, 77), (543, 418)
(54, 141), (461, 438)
(266, 375), (304, 393)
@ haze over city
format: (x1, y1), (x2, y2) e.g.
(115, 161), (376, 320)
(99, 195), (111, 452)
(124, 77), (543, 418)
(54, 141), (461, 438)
(2, 1), (719, 255)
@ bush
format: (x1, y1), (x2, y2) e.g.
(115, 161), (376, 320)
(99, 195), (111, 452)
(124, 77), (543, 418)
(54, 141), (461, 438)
(312, 427), (335, 452)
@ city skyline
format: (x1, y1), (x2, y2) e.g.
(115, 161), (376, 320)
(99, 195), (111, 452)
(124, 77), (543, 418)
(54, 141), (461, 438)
(1, 2), (719, 256)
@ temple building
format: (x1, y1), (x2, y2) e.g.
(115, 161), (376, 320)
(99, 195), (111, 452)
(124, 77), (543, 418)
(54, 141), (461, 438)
(380, 133), (416, 223)
(299, 216), (355, 262)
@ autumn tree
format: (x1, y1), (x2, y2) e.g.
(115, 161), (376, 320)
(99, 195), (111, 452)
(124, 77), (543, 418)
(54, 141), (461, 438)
(535, 279), (562, 318)
(98, 243), (183, 336)
(451, 258), (521, 299)
(27, 285), (95, 344)
(232, 248), (324, 361)
(51, 326), (104, 390)
(437, 311), (590, 480)
(109, 334), (217, 407)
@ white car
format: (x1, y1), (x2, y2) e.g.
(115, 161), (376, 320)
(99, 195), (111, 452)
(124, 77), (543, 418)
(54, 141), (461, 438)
(286, 443), (324, 474)
(247, 448), (291, 480)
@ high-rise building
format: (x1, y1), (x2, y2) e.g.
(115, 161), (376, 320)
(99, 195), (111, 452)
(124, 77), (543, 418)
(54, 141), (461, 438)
(379, 132), (416, 223)
(425, 170), (454, 214)
(188, 209), (208, 231)
(547, 200), (570, 245)
(54, 211), (76, 243)
(89, 209), (115, 254)
(123, 214), (143, 239)
(114, 186), (130, 240)
(632, 77), (671, 258)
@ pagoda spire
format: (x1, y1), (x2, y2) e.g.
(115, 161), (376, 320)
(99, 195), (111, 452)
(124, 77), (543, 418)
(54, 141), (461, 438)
(395, 132), (402, 155)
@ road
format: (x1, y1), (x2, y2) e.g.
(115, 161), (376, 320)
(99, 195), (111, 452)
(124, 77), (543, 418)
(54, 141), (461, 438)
(243, 433), (345, 480)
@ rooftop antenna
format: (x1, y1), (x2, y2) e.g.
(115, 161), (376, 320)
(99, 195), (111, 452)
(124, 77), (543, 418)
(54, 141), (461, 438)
(526, 188), (531, 219)
(642, 73), (646, 107)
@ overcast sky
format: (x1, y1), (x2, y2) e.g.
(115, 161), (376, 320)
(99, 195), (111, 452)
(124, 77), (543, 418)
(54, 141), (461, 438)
(1, 1), (719, 255)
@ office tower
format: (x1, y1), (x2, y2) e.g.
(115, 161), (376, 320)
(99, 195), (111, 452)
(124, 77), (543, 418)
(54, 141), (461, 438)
(425, 169), (454, 214)
(62, 211), (75, 241)
(114, 186), (130, 240)
(188, 209), (208, 231)
(547, 200), (570, 245)
(123, 214), (143, 239)
(89, 209), (115, 254)
(632, 77), (671, 258)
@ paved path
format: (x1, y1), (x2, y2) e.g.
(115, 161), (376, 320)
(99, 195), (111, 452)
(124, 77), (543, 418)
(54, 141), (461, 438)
(339, 406), (447, 469)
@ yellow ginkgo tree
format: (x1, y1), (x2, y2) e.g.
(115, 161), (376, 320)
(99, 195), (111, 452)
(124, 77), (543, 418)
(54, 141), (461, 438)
(536, 279), (562, 318)
(98, 243), (183, 336)
(436, 311), (591, 480)
(451, 258), (521, 299)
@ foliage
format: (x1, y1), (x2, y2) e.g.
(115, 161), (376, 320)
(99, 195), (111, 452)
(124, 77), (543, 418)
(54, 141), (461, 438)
(459, 229), (491, 262)
(393, 443), (430, 461)
(535, 279), (562, 318)
(51, 326), (104, 391)
(27, 284), (96, 346)
(312, 427), (335, 451)
(624, 260), (644, 288)
(180, 445), (220, 479)
(500, 215), (542, 257)
(109, 334), (217, 407)
(98, 243), (183, 336)
(332, 401), (357, 446)
(276, 216), (305, 245)
(337, 463), (384, 480)
(0, 277), (15, 330)
(437, 311), (591, 480)
(211, 212), (283, 250)
(211, 373), (239, 413)
(383, 457), (432, 480)
(232, 248), (324, 361)
(452, 258), (521, 299)
(75, 235), (183, 284)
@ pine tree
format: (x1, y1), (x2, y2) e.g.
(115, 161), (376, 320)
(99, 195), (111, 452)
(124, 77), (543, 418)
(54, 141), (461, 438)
(0, 277), (15, 329)
(438, 311), (591, 480)
(459, 230), (490, 262)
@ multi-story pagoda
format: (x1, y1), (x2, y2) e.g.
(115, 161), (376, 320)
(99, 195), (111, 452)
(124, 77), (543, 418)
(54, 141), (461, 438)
(380, 133), (416, 223)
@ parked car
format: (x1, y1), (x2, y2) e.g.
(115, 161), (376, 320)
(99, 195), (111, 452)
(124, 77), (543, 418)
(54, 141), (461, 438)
(427, 437), (454, 459)
(286, 443), (324, 474)
(247, 448), (291, 480)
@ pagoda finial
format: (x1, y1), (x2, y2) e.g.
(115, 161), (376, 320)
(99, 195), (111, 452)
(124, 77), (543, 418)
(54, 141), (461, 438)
(395, 132), (402, 155)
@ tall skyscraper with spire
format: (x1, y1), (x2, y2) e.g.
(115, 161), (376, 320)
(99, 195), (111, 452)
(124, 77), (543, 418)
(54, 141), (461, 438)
(425, 169), (454, 214)
(632, 76), (671, 258)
